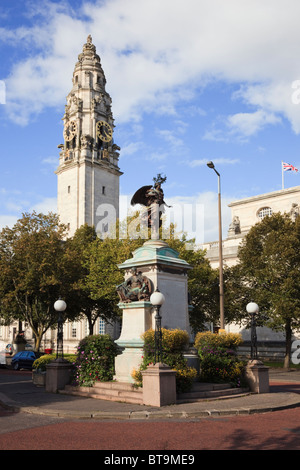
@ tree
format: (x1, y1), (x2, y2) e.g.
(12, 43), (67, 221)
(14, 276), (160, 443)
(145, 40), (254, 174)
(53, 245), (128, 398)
(225, 212), (300, 368)
(165, 236), (220, 332)
(0, 212), (78, 351)
(64, 224), (127, 335)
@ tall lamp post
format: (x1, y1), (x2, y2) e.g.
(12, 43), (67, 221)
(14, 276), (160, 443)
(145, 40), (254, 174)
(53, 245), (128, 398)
(207, 161), (225, 330)
(150, 289), (165, 364)
(246, 302), (259, 360)
(54, 299), (67, 360)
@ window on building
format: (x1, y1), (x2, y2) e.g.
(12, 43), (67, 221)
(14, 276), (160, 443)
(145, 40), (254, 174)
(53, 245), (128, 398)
(99, 318), (105, 335)
(71, 323), (77, 338)
(102, 186), (106, 195)
(68, 185), (71, 194)
(257, 207), (273, 220)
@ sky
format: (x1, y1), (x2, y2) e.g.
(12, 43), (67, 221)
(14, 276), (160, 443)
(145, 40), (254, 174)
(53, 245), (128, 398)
(1, 0), (300, 243)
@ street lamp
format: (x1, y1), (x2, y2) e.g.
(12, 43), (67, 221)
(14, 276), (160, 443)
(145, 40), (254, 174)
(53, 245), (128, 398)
(246, 302), (259, 360)
(150, 289), (165, 364)
(54, 299), (67, 360)
(207, 161), (225, 330)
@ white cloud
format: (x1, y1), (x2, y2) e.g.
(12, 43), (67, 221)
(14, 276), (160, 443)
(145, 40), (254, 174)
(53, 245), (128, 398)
(2, 0), (300, 132)
(227, 110), (282, 137)
(30, 197), (57, 214)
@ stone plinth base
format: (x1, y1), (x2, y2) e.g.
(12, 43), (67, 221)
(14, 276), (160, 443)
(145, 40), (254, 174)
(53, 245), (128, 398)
(245, 359), (270, 394)
(114, 345), (144, 383)
(142, 363), (176, 407)
(46, 358), (72, 393)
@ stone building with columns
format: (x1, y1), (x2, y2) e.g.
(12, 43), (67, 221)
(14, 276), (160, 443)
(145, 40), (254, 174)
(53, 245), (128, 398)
(202, 185), (300, 358)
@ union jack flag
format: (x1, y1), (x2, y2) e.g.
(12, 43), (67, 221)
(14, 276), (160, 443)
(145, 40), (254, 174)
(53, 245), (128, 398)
(282, 162), (299, 172)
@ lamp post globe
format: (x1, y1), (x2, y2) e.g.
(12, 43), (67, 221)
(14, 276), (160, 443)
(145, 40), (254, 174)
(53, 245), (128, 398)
(54, 299), (67, 312)
(246, 302), (259, 314)
(150, 290), (165, 307)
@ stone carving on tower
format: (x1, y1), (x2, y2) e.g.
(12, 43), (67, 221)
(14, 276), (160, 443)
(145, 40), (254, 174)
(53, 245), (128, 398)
(56, 36), (122, 236)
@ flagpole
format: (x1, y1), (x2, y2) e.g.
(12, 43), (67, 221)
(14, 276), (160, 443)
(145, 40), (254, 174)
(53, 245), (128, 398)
(282, 161), (284, 190)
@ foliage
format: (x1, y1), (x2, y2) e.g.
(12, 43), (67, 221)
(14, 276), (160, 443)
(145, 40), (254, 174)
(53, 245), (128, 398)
(63, 224), (118, 335)
(194, 331), (245, 385)
(165, 236), (220, 332)
(32, 354), (77, 371)
(132, 328), (197, 393)
(194, 331), (243, 352)
(72, 335), (119, 387)
(0, 212), (79, 351)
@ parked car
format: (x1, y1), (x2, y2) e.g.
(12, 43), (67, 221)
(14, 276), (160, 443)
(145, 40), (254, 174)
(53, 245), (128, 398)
(11, 351), (41, 370)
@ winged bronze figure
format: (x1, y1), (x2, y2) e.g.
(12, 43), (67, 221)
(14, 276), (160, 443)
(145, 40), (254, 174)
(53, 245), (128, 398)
(131, 174), (170, 228)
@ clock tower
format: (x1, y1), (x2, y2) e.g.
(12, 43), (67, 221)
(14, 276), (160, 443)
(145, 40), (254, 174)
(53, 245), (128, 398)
(56, 35), (122, 237)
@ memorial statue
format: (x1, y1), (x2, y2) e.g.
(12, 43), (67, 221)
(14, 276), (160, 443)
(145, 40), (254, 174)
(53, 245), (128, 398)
(131, 173), (171, 229)
(116, 268), (152, 303)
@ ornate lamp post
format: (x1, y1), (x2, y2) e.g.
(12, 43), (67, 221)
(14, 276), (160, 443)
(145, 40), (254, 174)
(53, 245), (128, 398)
(150, 289), (165, 364)
(54, 299), (67, 360)
(246, 302), (259, 360)
(207, 161), (225, 330)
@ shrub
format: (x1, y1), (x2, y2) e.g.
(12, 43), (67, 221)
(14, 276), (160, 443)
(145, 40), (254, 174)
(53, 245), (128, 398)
(32, 354), (77, 371)
(132, 328), (197, 393)
(194, 331), (245, 386)
(72, 334), (119, 387)
(194, 331), (243, 353)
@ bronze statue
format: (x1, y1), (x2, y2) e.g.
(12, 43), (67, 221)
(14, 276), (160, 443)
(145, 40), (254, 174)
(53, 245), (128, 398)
(131, 174), (171, 228)
(116, 268), (152, 303)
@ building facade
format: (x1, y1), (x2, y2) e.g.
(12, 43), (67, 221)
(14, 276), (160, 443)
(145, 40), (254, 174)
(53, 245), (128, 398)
(203, 185), (300, 269)
(202, 185), (300, 358)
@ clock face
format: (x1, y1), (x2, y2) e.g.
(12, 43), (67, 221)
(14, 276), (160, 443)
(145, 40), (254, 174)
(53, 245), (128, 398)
(64, 121), (77, 142)
(96, 120), (113, 142)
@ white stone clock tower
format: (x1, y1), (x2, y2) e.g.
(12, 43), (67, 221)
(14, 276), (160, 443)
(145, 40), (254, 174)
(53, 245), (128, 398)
(56, 35), (122, 237)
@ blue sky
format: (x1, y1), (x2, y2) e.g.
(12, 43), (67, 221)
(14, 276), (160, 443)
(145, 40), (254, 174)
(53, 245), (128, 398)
(1, 0), (300, 242)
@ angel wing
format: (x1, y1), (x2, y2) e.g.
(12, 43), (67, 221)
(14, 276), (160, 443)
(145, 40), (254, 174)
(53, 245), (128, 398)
(130, 185), (152, 206)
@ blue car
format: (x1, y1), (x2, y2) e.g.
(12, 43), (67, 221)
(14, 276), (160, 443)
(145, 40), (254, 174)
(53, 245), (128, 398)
(11, 351), (41, 370)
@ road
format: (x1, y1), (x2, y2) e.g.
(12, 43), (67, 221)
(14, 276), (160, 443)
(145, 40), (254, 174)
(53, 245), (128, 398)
(0, 370), (300, 451)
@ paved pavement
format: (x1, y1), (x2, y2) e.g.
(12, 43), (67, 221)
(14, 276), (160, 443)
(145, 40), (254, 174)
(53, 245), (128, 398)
(0, 368), (300, 420)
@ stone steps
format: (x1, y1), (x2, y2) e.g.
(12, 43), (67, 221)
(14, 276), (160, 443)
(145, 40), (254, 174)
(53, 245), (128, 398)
(62, 381), (144, 405)
(177, 383), (249, 403)
(61, 380), (249, 405)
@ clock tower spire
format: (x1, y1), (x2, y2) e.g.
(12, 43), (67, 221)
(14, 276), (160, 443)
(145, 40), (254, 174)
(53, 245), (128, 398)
(56, 35), (122, 236)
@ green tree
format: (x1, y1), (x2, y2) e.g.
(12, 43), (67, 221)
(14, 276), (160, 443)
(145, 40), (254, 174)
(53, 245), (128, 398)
(0, 212), (78, 351)
(225, 212), (300, 368)
(64, 224), (129, 335)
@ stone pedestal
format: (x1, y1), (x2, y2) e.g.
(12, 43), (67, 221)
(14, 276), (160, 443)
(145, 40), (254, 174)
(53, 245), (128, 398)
(114, 239), (192, 383)
(142, 363), (177, 407)
(114, 302), (152, 383)
(245, 359), (270, 393)
(45, 358), (72, 393)
(118, 240), (192, 333)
